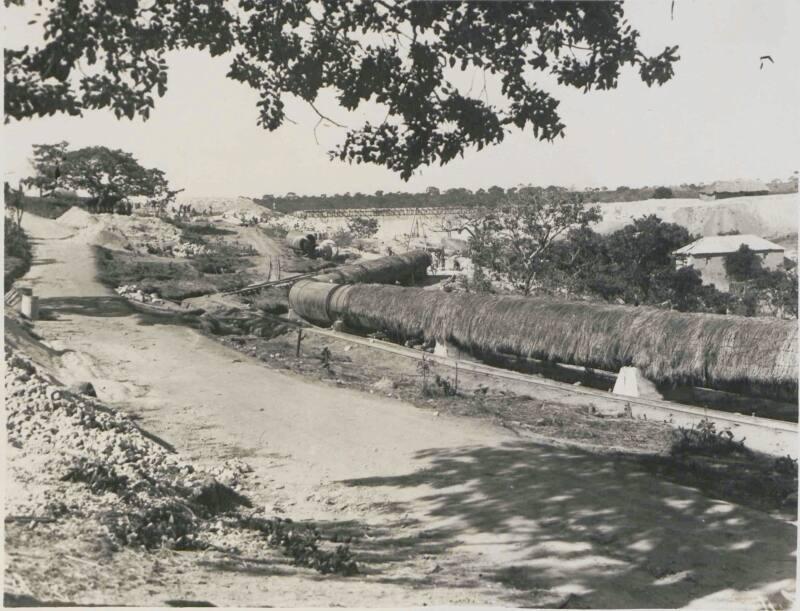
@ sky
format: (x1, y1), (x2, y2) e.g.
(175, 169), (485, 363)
(3, 0), (799, 197)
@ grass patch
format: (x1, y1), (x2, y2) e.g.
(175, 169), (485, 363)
(260, 224), (289, 240)
(4, 221), (33, 287)
(165, 218), (236, 244)
(94, 246), (253, 301)
(241, 287), (290, 315)
(20, 194), (83, 219)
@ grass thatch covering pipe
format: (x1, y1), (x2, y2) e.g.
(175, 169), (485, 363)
(313, 250), (431, 285)
(289, 281), (798, 398)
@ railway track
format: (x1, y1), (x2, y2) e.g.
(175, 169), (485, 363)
(222, 271), (321, 296)
(300, 325), (798, 458)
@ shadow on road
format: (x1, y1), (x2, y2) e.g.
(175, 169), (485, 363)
(38, 296), (202, 330)
(39, 296), (135, 318)
(340, 440), (796, 607)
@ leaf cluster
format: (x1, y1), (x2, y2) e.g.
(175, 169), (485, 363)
(7, 0), (678, 178)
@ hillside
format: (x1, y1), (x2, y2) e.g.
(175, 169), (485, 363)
(592, 193), (798, 239)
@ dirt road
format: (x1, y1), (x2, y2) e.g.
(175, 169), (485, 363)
(12, 213), (797, 608)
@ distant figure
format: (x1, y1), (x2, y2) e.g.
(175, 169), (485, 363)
(453, 258), (461, 272)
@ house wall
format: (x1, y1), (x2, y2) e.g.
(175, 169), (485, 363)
(681, 250), (785, 292)
(687, 255), (731, 290)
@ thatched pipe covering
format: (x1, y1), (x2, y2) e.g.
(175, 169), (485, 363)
(288, 282), (798, 397)
(313, 250), (431, 285)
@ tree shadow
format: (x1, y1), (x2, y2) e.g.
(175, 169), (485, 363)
(31, 257), (59, 267)
(39, 296), (135, 318)
(340, 440), (796, 608)
(37, 295), (202, 330)
(4, 593), (75, 607)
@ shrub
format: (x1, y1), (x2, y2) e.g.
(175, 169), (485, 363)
(191, 254), (239, 274)
(61, 457), (129, 495)
(165, 218), (235, 244)
(244, 287), (289, 315)
(4, 221), (32, 287)
(725, 245), (764, 282)
(670, 419), (750, 457)
(22, 194), (81, 219)
(346, 216), (379, 239)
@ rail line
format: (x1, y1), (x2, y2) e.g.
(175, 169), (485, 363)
(298, 325), (798, 458)
(295, 206), (479, 219)
(222, 271), (321, 296)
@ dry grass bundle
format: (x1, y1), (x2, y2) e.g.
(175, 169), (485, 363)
(292, 283), (797, 396)
(313, 250), (431, 285)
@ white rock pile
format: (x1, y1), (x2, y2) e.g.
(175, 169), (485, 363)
(5, 345), (359, 574)
(5, 347), (251, 550)
(114, 285), (164, 305)
(169, 241), (208, 258)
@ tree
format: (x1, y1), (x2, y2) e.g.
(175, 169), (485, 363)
(21, 141), (68, 196)
(753, 269), (798, 318)
(653, 186), (674, 199)
(724, 245), (763, 282)
(603, 215), (694, 303)
(346, 216), (380, 240)
(55, 146), (179, 212)
(649, 266), (705, 311)
(6, 183), (25, 227)
(6, 2), (678, 179)
(464, 189), (602, 295)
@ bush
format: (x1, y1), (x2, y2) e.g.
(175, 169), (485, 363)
(22, 194), (82, 219)
(346, 216), (379, 239)
(244, 287), (289, 315)
(165, 218), (235, 244)
(671, 419), (750, 457)
(191, 254), (240, 274)
(724, 245), (763, 282)
(652, 186), (674, 199)
(4, 221), (32, 287)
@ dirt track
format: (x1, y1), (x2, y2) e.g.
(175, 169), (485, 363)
(10, 213), (797, 608)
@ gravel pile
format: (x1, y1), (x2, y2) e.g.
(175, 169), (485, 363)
(5, 345), (358, 573)
(170, 241), (207, 258)
(115, 285), (165, 305)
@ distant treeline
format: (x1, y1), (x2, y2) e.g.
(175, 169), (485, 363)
(257, 179), (797, 214)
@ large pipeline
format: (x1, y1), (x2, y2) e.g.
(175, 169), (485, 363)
(289, 280), (799, 400)
(312, 250), (431, 285)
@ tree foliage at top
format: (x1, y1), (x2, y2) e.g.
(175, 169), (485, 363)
(6, 0), (678, 178)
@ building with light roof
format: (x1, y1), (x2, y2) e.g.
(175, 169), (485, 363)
(673, 234), (785, 290)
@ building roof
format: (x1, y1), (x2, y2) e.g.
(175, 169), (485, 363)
(674, 234), (785, 256)
(700, 179), (770, 194)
